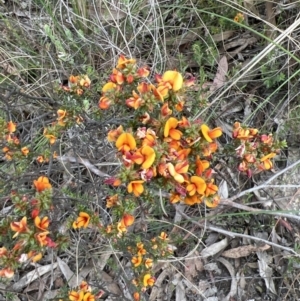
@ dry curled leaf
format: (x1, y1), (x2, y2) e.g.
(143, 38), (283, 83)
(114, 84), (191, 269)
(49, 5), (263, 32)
(222, 244), (270, 258)
(210, 56), (228, 92)
(184, 251), (203, 280)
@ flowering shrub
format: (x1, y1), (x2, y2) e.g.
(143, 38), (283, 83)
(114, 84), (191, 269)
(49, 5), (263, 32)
(0, 55), (286, 300)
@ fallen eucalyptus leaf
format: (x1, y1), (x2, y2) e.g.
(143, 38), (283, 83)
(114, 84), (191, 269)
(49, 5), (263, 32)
(201, 237), (229, 258)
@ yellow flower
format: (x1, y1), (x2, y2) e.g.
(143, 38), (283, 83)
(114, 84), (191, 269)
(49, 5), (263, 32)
(33, 176), (52, 192)
(127, 180), (144, 197)
(201, 124), (222, 142)
(186, 176), (207, 196)
(164, 117), (182, 140)
(143, 274), (155, 287)
(158, 232), (168, 240)
(102, 82), (117, 92)
(234, 12), (244, 23)
(166, 161), (189, 183)
(27, 251), (43, 262)
(72, 212), (91, 229)
(115, 133), (136, 152)
(162, 70), (183, 91)
(260, 152), (276, 170)
(43, 128), (57, 145)
(132, 146), (156, 169)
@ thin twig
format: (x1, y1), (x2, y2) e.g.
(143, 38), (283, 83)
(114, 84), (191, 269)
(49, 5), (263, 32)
(177, 209), (298, 256)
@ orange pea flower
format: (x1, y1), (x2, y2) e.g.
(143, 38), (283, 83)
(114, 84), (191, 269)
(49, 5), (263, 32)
(110, 68), (125, 84)
(69, 75), (79, 83)
(260, 152), (276, 170)
(34, 216), (50, 231)
(158, 232), (168, 240)
(21, 147), (29, 156)
(98, 96), (111, 109)
(161, 102), (172, 117)
(132, 255), (142, 267)
(195, 156), (210, 175)
(164, 117), (182, 140)
(143, 274), (155, 287)
(132, 146), (156, 169)
(0, 268), (14, 278)
(79, 75), (91, 88)
(117, 222), (127, 233)
(184, 194), (202, 205)
(133, 292), (140, 301)
(126, 91), (143, 109)
(142, 133), (156, 147)
(205, 195), (220, 208)
(137, 67), (150, 77)
(33, 176), (52, 192)
(107, 125), (123, 142)
(0, 247), (7, 257)
(205, 181), (218, 197)
(83, 292), (95, 301)
(116, 132), (136, 152)
(201, 124), (222, 142)
(137, 242), (147, 255)
(35, 231), (49, 246)
(186, 176), (207, 196)
(7, 121), (16, 133)
(202, 142), (218, 157)
(116, 55), (136, 69)
(166, 161), (189, 183)
(69, 290), (84, 301)
(154, 84), (169, 100)
(80, 281), (92, 292)
(73, 212), (91, 229)
(57, 109), (67, 126)
(170, 192), (181, 204)
(121, 213), (135, 227)
(106, 194), (119, 208)
(10, 216), (29, 238)
(127, 180), (144, 196)
(27, 251), (43, 262)
(44, 133), (56, 145)
(145, 258), (153, 269)
(175, 148), (191, 161)
(162, 70), (183, 92)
